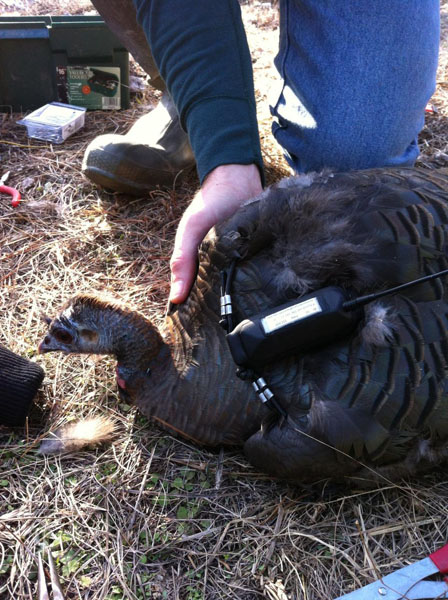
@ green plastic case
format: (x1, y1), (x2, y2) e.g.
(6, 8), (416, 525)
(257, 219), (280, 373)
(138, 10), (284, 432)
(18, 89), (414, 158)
(0, 15), (130, 112)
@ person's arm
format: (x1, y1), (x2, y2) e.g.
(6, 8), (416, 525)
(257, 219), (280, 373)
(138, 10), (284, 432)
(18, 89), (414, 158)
(133, 0), (264, 302)
(133, 0), (263, 183)
(0, 345), (45, 427)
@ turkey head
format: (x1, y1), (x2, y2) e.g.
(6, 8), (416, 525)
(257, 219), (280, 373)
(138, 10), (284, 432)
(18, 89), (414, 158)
(39, 303), (99, 356)
(39, 295), (163, 364)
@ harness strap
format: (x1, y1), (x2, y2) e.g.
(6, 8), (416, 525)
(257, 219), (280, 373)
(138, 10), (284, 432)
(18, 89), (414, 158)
(220, 262), (288, 418)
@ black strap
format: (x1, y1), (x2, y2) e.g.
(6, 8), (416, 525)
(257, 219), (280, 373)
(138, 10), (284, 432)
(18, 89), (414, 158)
(219, 261), (288, 418)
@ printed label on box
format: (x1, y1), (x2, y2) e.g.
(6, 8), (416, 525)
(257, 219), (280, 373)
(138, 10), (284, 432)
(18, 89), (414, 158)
(56, 66), (121, 110)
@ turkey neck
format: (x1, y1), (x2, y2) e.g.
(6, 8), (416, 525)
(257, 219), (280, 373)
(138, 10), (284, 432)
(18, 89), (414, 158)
(92, 292), (267, 445)
(100, 306), (170, 372)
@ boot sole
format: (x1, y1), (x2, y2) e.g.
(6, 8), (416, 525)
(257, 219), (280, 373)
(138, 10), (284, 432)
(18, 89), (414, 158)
(83, 165), (182, 196)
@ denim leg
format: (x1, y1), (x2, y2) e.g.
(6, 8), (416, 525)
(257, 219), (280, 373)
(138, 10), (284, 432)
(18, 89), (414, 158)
(271, 1), (440, 173)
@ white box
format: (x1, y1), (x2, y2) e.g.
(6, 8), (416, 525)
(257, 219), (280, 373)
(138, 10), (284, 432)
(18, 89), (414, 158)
(17, 102), (86, 144)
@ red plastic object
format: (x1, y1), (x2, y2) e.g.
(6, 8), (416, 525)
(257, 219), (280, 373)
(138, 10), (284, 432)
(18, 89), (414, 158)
(0, 184), (21, 207)
(430, 543), (448, 574)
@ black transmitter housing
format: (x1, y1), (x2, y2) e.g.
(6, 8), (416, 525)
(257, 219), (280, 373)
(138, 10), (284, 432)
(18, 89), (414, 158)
(226, 286), (363, 370)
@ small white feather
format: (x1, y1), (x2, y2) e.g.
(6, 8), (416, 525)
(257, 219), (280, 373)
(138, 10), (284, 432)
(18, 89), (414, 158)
(361, 303), (395, 346)
(38, 416), (117, 455)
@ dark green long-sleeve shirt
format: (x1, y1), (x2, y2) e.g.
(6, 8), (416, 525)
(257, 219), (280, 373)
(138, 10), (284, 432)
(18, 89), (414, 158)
(133, 0), (264, 184)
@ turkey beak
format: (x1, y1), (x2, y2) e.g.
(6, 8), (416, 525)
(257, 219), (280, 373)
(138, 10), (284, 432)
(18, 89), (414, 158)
(38, 333), (60, 354)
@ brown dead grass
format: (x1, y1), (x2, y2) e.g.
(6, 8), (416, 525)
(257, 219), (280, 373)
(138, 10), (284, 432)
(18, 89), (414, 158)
(1, 1), (448, 599)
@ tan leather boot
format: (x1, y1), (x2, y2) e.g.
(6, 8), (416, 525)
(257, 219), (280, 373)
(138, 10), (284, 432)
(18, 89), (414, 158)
(82, 93), (196, 194)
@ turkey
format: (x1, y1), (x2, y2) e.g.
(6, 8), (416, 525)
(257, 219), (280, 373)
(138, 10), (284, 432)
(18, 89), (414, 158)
(39, 168), (448, 485)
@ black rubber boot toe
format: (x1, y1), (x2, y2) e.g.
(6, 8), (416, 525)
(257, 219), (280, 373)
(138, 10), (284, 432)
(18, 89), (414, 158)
(82, 93), (196, 195)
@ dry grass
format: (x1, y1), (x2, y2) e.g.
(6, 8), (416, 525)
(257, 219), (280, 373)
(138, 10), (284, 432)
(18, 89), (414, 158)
(1, 1), (448, 599)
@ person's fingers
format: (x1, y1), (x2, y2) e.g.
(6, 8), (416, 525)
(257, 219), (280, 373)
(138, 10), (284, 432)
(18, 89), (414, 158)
(169, 255), (192, 303)
(169, 243), (198, 303)
(169, 208), (212, 303)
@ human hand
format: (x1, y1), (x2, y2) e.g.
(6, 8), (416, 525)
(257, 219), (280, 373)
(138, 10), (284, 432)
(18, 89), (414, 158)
(169, 163), (263, 303)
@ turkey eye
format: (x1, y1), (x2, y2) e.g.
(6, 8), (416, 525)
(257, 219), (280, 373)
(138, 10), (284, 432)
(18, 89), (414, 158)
(53, 329), (73, 344)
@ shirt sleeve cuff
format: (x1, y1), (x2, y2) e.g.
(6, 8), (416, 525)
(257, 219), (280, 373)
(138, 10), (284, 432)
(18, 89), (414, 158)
(185, 95), (265, 185)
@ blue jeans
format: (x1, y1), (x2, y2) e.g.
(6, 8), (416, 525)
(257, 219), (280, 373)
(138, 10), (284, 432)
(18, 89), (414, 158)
(271, 1), (440, 173)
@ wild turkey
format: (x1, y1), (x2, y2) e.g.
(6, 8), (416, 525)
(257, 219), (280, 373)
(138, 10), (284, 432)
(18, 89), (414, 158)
(39, 167), (448, 485)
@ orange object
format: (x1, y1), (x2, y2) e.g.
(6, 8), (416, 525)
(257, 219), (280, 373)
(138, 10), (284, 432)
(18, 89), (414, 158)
(82, 84), (91, 94)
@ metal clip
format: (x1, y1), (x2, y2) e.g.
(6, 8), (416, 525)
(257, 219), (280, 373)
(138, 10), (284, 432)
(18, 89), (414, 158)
(252, 377), (275, 404)
(220, 294), (233, 317)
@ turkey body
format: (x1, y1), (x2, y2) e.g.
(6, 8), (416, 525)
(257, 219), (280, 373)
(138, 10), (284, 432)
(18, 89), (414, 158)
(40, 168), (448, 484)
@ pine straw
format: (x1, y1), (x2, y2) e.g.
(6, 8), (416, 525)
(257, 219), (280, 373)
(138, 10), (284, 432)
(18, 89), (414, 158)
(1, 2), (448, 599)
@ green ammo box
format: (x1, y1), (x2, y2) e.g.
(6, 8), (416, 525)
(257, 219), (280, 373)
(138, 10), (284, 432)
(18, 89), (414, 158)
(0, 15), (130, 112)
